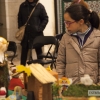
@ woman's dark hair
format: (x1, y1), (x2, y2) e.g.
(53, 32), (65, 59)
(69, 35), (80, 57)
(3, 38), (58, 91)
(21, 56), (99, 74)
(65, 4), (100, 29)
(34, 0), (39, 2)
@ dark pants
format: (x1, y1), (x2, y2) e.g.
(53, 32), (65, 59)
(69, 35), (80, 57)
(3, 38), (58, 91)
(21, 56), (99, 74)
(21, 40), (42, 89)
(20, 42), (42, 66)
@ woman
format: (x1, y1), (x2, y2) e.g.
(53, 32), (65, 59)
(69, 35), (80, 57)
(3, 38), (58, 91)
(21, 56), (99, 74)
(71, 0), (89, 9)
(18, 0), (48, 89)
(18, 0), (48, 66)
(56, 4), (100, 84)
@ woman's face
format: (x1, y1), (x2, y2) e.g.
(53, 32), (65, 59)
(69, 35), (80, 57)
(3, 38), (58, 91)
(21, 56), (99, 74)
(64, 12), (82, 34)
(28, 0), (34, 2)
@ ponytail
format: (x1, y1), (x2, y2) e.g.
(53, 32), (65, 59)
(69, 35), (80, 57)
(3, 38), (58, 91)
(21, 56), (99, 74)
(89, 11), (100, 29)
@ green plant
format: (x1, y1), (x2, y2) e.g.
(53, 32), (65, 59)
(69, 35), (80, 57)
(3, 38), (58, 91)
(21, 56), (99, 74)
(52, 83), (100, 97)
(52, 83), (61, 96)
(62, 84), (100, 97)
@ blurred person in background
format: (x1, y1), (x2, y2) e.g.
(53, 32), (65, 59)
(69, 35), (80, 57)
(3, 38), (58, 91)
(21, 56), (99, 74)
(18, 0), (48, 66)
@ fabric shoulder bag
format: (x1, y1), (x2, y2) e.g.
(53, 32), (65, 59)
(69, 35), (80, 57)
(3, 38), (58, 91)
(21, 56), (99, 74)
(15, 2), (39, 41)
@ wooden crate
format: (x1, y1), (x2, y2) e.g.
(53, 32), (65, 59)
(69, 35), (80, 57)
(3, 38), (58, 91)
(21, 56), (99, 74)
(27, 64), (57, 100)
(28, 75), (52, 100)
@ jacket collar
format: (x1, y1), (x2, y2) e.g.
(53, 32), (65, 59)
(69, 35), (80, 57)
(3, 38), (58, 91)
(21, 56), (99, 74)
(68, 28), (100, 48)
(83, 28), (100, 48)
(67, 28), (100, 62)
(72, 25), (91, 36)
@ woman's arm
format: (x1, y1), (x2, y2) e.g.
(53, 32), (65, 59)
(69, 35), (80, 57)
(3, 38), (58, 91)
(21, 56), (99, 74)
(18, 5), (23, 29)
(38, 4), (48, 32)
(56, 35), (66, 78)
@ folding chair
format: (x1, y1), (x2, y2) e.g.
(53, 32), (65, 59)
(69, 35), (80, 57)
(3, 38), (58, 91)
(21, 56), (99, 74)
(27, 36), (58, 69)
(38, 33), (64, 63)
(6, 41), (17, 65)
